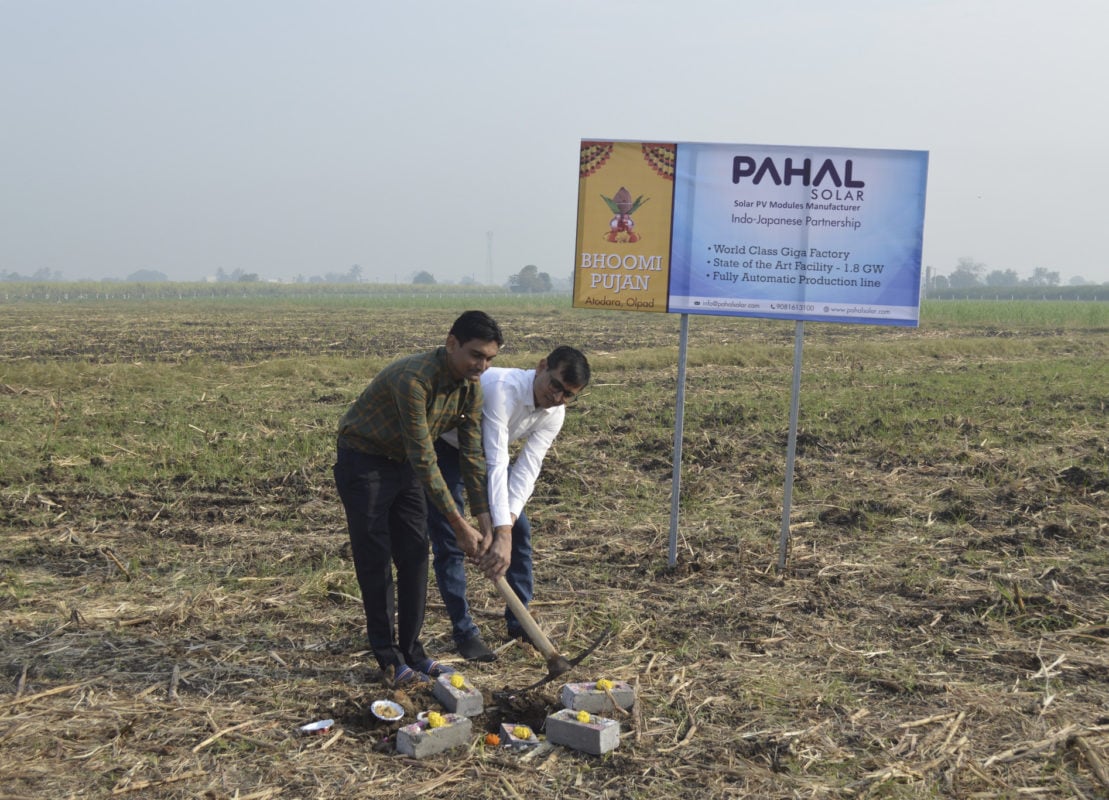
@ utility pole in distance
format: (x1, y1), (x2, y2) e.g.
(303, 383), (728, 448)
(486, 231), (493, 287)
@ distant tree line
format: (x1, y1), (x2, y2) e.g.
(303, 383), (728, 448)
(925, 258), (1105, 300)
(292, 264), (361, 284)
(508, 264), (552, 293)
(214, 267), (259, 282)
(398, 264), (558, 292)
(1, 267), (65, 281)
(926, 258), (1103, 293)
(2, 260), (570, 290)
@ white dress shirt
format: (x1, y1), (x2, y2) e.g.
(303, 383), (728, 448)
(441, 367), (564, 528)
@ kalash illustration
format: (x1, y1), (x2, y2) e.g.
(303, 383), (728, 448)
(601, 187), (648, 243)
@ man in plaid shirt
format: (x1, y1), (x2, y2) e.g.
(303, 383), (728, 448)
(333, 311), (503, 687)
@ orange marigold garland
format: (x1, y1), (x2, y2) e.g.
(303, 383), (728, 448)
(580, 142), (613, 178)
(582, 141), (675, 180)
(641, 143), (676, 180)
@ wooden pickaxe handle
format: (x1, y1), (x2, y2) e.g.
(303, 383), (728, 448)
(493, 576), (561, 662)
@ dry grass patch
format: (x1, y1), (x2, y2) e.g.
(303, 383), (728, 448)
(1, 301), (1107, 798)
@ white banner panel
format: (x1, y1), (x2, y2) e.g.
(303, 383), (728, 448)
(666, 142), (928, 326)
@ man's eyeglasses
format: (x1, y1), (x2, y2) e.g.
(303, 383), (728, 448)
(548, 376), (577, 403)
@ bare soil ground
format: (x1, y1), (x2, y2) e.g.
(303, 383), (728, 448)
(1, 303), (1106, 799)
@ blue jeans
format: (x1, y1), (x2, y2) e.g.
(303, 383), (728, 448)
(426, 438), (534, 644)
(333, 447), (429, 672)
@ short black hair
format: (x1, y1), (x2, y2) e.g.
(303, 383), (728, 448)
(449, 310), (504, 347)
(547, 345), (590, 387)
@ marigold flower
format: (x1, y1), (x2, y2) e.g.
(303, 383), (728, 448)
(576, 710), (591, 723)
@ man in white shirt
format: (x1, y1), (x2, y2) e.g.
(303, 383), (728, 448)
(427, 346), (591, 661)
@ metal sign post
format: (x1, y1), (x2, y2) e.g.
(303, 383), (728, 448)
(667, 313), (690, 567)
(778, 320), (805, 571)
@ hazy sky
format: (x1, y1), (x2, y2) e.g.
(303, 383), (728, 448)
(3, 0), (1107, 285)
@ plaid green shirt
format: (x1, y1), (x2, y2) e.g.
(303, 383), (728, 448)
(336, 347), (489, 518)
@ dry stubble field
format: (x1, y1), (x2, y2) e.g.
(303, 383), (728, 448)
(0, 299), (1107, 799)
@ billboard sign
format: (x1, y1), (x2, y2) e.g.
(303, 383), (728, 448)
(574, 140), (928, 326)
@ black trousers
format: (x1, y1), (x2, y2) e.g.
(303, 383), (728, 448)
(333, 447), (429, 672)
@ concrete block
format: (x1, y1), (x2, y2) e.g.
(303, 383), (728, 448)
(395, 713), (472, 759)
(559, 680), (635, 714)
(498, 722), (540, 749)
(432, 674), (484, 717)
(545, 708), (620, 755)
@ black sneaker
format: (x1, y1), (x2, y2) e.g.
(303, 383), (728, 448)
(457, 635), (496, 662)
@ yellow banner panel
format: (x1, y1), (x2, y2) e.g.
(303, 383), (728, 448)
(574, 141), (675, 313)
